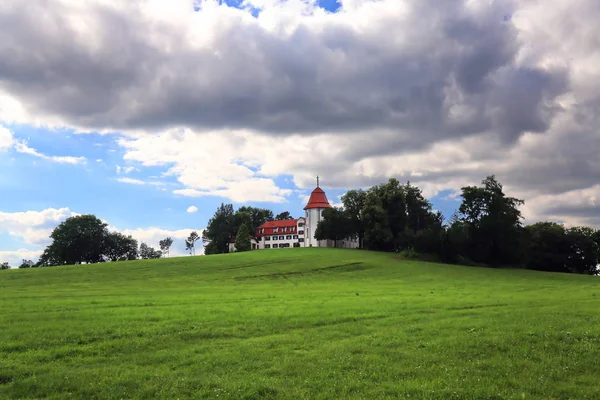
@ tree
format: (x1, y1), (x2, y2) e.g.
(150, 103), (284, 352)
(104, 232), (138, 261)
(236, 206), (274, 232)
(458, 175), (524, 266)
(315, 207), (354, 248)
(361, 179), (406, 251)
(275, 211), (294, 220)
(203, 203), (235, 254)
(234, 223), (252, 252)
(342, 189), (366, 248)
(159, 237), (174, 257)
(565, 227), (599, 275)
(18, 259), (34, 269)
(186, 231), (200, 256)
(0, 262), (9, 270)
(40, 214), (109, 266)
(139, 242), (162, 259)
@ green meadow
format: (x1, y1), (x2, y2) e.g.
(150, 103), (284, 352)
(1, 248), (599, 399)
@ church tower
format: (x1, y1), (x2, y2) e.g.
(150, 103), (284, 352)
(303, 176), (332, 247)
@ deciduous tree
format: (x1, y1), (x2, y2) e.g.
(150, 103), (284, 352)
(315, 207), (354, 248)
(139, 242), (162, 259)
(342, 189), (366, 248)
(235, 223), (252, 252)
(275, 211), (294, 220)
(159, 237), (174, 257)
(104, 232), (138, 261)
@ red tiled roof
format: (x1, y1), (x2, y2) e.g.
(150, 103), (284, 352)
(256, 219), (299, 236)
(304, 187), (332, 210)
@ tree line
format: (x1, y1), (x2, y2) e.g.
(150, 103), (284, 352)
(315, 175), (599, 275)
(1, 214), (203, 268)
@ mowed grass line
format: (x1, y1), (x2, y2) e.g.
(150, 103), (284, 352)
(1, 248), (599, 399)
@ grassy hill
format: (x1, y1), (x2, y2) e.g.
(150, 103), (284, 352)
(1, 248), (599, 399)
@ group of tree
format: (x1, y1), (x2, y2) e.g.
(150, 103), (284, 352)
(27, 214), (174, 267)
(315, 175), (600, 276)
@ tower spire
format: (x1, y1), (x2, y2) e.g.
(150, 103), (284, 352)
(316, 175), (320, 187)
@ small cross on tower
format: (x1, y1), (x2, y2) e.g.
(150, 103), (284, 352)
(316, 175), (320, 187)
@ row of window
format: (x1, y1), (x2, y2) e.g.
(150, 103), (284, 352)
(262, 233), (303, 241)
(264, 243), (302, 249)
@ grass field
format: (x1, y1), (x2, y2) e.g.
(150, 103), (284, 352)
(1, 248), (599, 399)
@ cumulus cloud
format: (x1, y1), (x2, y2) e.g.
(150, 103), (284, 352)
(0, 0), (599, 225)
(0, 125), (13, 150)
(186, 206), (198, 213)
(0, 207), (77, 246)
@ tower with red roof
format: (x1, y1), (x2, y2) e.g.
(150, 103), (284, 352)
(303, 176), (332, 247)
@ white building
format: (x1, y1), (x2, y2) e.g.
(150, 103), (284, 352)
(248, 180), (359, 250)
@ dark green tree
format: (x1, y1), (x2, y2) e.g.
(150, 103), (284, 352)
(236, 206), (274, 232)
(315, 207), (353, 247)
(341, 189), (366, 248)
(0, 262), (9, 270)
(40, 214), (109, 265)
(159, 237), (174, 257)
(458, 175), (524, 266)
(18, 259), (34, 269)
(186, 231), (200, 256)
(275, 211), (294, 220)
(234, 223), (252, 252)
(104, 232), (138, 261)
(565, 227), (600, 275)
(362, 179), (406, 251)
(203, 203), (235, 254)
(139, 242), (162, 259)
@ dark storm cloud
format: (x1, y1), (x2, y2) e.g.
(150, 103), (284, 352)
(0, 0), (567, 149)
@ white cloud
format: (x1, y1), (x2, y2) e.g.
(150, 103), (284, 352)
(0, 125), (13, 150)
(0, 207), (77, 246)
(0, 0), (599, 226)
(116, 177), (164, 186)
(111, 226), (204, 257)
(13, 140), (86, 164)
(0, 249), (44, 268)
(186, 205), (198, 213)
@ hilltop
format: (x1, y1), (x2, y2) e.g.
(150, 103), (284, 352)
(1, 248), (599, 399)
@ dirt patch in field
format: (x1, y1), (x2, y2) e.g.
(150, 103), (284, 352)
(235, 262), (368, 281)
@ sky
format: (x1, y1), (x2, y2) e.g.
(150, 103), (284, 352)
(1, 0), (599, 266)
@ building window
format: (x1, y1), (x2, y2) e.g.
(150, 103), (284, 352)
(280, 243), (290, 248)
(298, 230), (304, 235)
(273, 244), (278, 248)
(279, 235), (284, 240)
(298, 223), (304, 227)
(293, 235), (298, 239)
(265, 244), (271, 249)
(293, 242), (300, 248)
(299, 238), (304, 242)
(265, 236), (271, 241)
(286, 235), (292, 240)
(273, 228), (278, 233)
(290, 227), (295, 232)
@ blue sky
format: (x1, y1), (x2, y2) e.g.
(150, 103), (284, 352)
(1, 0), (598, 265)
(0, 121), (460, 258)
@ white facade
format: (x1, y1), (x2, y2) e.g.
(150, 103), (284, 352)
(256, 218), (306, 249)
